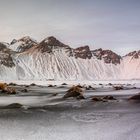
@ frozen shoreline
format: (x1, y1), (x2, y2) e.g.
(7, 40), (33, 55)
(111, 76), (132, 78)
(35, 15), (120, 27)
(0, 82), (139, 140)
(0, 79), (140, 87)
(0, 96), (139, 140)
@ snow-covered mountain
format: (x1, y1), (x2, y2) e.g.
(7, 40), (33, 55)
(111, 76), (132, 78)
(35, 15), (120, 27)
(10, 36), (38, 52)
(120, 50), (140, 79)
(0, 36), (139, 80)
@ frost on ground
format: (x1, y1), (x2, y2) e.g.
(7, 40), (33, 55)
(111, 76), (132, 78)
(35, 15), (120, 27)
(0, 81), (139, 140)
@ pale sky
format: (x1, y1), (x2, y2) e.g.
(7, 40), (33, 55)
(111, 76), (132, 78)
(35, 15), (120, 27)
(0, 0), (140, 55)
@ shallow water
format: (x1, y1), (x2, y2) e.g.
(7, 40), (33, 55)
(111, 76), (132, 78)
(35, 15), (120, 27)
(0, 84), (139, 140)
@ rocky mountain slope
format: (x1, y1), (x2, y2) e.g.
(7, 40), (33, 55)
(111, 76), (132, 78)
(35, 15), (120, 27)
(0, 36), (139, 80)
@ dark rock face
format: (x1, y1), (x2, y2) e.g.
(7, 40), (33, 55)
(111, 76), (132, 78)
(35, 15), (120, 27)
(92, 48), (103, 59)
(1, 35), (139, 74)
(92, 48), (121, 65)
(125, 50), (140, 59)
(38, 36), (70, 53)
(10, 36), (38, 52)
(74, 46), (92, 59)
(14, 36), (122, 64)
(38, 36), (122, 63)
(10, 39), (17, 45)
(0, 43), (15, 67)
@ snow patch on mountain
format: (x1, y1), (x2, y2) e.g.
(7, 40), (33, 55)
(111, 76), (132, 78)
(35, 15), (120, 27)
(14, 47), (121, 80)
(120, 53), (140, 79)
(9, 36), (38, 52)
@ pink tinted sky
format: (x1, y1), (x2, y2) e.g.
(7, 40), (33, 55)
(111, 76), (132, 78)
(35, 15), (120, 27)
(0, 0), (140, 55)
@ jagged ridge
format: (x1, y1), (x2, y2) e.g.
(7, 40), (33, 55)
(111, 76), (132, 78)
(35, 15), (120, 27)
(0, 36), (139, 80)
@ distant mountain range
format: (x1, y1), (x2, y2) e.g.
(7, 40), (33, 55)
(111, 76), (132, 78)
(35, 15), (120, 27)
(0, 36), (139, 80)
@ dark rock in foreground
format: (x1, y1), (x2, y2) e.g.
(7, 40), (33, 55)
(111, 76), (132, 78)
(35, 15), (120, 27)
(2, 87), (16, 94)
(48, 85), (54, 87)
(21, 89), (28, 92)
(103, 96), (116, 100)
(113, 86), (123, 90)
(85, 85), (95, 90)
(129, 93), (140, 101)
(92, 97), (103, 102)
(61, 83), (67, 85)
(51, 93), (58, 96)
(5, 103), (23, 109)
(30, 83), (36, 86)
(8, 82), (17, 86)
(0, 83), (16, 94)
(63, 85), (85, 99)
(92, 95), (116, 102)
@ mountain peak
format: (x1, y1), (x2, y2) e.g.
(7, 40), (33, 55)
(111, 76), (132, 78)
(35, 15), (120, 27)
(11, 36), (37, 45)
(92, 48), (121, 64)
(125, 50), (140, 59)
(74, 45), (92, 59)
(42, 36), (57, 44)
(19, 36), (37, 43)
(40, 36), (68, 47)
(10, 36), (38, 52)
(38, 36), (70, 53)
